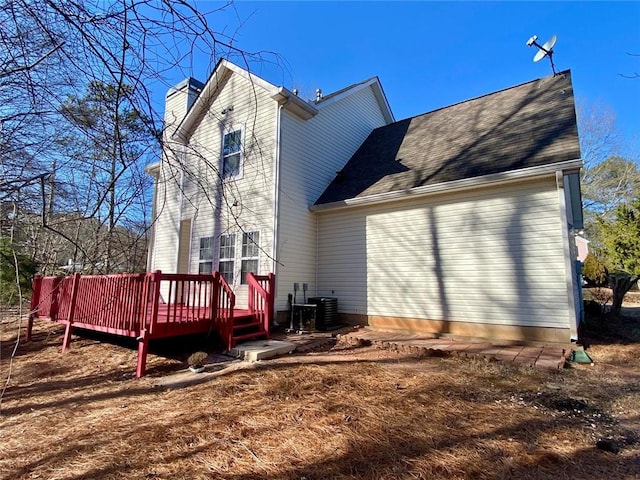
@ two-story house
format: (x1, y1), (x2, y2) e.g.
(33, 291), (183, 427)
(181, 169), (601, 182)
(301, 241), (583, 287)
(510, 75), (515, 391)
(147, 59), (583, 344)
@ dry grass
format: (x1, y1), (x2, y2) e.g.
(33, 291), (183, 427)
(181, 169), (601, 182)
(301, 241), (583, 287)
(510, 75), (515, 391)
(1, 310), (639, 480)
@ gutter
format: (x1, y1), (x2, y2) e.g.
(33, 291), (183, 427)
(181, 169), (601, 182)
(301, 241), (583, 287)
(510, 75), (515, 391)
(270, 87), (318, 120)
(145, 162), (160, 271)
(145, 162), (160, 175)
(310, 158), (583, 212)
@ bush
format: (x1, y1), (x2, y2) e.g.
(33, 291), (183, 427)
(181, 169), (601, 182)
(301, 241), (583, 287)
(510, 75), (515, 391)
(582, 253), (608, 286)
(187, 351), (208, 368)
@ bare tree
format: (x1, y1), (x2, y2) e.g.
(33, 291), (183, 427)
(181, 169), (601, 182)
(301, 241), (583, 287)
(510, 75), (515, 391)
(0, 0), (276, 282)
(582, 156), (640, 216)
(576, 101), (640, 250)
(1, 0), (286, 403)
(576, 100), (625, 171)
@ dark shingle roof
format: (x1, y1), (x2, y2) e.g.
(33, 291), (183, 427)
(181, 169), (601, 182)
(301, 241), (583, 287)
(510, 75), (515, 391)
(315, 70), (580, 206)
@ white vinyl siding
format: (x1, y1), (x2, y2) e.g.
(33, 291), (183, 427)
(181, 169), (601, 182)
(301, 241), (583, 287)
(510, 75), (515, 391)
(149, 155), (183, 274)
(149, 68), (276, 308)
(168, 72), (275, 308)
(150, 83), (200, 300)
(316, 178), (572, 330)
(275, 86), (389, 311)
(151, 81), (203, 275)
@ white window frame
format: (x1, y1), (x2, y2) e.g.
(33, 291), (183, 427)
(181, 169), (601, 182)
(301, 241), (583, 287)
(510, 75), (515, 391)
(221, 127), (243, 180)
(240, 231), (260, 285)
(198, 236), (214, 275)
(218, 233), (236, 283)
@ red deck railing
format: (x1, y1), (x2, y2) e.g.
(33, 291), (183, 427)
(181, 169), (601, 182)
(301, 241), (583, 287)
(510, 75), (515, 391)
(212, 272), (235, 351)
(27, 270), (274, 377)
(59, 273), (149, 334)
(248, 272), (275, 341)
(151, 272), (218, 336)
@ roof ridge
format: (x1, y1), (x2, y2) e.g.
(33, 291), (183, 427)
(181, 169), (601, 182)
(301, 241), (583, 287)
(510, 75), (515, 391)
(316, 76), (379, 103)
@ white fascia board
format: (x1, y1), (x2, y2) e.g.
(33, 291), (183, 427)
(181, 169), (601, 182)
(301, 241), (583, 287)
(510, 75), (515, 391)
(315, 78), (395, 124)
(270, 87), (318, 120)
(221, 59), (279, 91)
(172, 59), (278, 143)
(145, 162), (160, 176)
(170, 66), (230, 143)
(310, 158), (583, 212)
(371, 79), (395, 124)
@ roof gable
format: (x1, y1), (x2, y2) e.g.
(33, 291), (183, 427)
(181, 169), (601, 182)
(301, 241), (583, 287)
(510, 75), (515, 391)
(314, 77), (394, 123)
(315, 71), (581, 206)
(172, 59), (277, 142)
(171, 60), (394, 142)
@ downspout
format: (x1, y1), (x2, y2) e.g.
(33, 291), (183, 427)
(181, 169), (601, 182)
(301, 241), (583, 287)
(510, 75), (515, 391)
(187, 211), (195, 274)
(272, 100), (288, 284)
(315, 214), (319, 297)
(176, 146), (186, 272)
(147, 170), (159, 272)
(557, 170), (579, 341)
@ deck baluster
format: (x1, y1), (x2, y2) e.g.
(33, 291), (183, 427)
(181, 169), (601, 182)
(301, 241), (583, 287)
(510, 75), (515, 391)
(62, 272), (81, 352)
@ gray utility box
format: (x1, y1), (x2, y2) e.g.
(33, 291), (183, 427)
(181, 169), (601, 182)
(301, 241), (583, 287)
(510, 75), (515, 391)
(307, 297), (338, 331)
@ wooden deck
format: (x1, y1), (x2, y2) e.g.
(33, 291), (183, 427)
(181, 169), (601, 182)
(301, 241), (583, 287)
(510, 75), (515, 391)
(27, 271), (274, 377)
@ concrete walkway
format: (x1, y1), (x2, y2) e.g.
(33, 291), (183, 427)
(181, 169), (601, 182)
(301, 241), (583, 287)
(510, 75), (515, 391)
(336, 327), (574, 370)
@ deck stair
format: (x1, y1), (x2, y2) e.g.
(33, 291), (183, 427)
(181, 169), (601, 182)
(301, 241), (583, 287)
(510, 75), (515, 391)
(223, 272), (274, 349)
(231, 313), (269, 345)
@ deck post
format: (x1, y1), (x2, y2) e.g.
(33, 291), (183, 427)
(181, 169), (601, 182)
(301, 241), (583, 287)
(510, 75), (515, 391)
(26, 275), (42, 341)
(134, 271), (160, 378)
(26, 314), (35, 342)
(62, 272), (81, 352)
(148, 270), (162, 336)
(136, 328), (149, 378)
(211, 272), (219, 323)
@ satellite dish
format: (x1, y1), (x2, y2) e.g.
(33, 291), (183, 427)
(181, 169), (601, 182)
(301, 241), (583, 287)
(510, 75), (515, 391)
(533, 35), (557, 62)
(526, 34), (558, 75)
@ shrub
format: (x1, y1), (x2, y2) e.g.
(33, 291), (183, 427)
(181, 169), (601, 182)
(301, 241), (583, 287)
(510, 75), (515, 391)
(187, 351), (208, 368)
(582, 253), (608, 286)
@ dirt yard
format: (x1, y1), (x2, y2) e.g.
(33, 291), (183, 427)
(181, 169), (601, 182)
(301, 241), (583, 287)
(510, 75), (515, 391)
(1, 304), (639, 480)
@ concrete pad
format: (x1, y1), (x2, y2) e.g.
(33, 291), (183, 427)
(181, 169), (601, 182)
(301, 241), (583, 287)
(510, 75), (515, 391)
(231, 339), (296, 362)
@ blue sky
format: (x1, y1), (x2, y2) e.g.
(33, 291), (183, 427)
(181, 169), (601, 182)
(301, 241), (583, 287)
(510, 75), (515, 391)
(175, 1), (639, 149)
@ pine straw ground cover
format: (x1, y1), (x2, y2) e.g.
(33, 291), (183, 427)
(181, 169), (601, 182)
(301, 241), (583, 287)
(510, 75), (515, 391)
(1, 310), (639, 480)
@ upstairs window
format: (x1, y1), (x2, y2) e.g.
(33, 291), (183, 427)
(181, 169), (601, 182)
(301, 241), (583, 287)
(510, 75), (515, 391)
(218, 233), (235, 283)
(240, 231), (259, 284)
(222, 129), (242, 179)
(198, 236), (213, 274)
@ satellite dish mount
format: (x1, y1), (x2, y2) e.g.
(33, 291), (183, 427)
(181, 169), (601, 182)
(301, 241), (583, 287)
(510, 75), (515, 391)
(526, 34), (558, 75)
